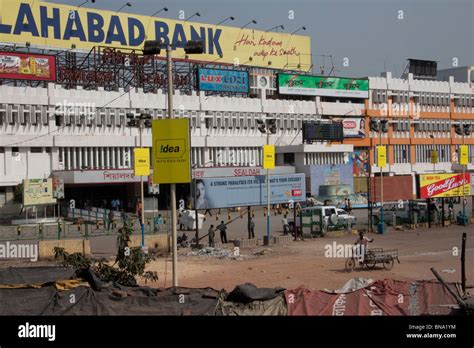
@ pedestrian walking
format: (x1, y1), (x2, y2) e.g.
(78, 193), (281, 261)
(347, 199), (352, 214)
(216, 220), (228, 243)
(107, 210), (114, 230)
(249, 217), (255, 239)
(208, 225), (215, 247)
(282, 214), (289, 235)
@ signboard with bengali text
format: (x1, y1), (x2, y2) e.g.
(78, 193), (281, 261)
(278, 74), (369, 98)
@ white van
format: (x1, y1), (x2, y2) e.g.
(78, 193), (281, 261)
(288, 205), (356, 230)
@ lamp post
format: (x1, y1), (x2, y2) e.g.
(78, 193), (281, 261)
(455, 122), (471, 225)
(216, 16), (235, 26)
(143, 39), (204, 287)
(240, 20), (257, 29)
(257, 117), (276, 244)
(370, 119), (388, 233)
(126, 113), (151, 247)
(265, 25), (285, 32)
(430, 134), (436, 173)
(116, 2), (132, 12)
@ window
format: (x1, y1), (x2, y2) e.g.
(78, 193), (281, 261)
(30, 147), (43, 153)
(45, 147), (51, 153)
(0, 147), (4, 153)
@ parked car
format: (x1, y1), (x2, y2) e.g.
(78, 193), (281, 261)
(372, 201), (427, 225)
(288, 205), (356, 231)
(335, 208), (357, 226)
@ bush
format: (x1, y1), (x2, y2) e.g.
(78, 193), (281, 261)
(54, 225), (158, 286)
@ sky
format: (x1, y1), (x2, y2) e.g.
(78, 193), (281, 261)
(46, 0), (473, 78)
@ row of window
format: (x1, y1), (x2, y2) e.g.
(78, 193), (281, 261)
(372, 91), (473, 107)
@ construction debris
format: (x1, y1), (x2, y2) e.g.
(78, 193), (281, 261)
(186, 247), (247, 260)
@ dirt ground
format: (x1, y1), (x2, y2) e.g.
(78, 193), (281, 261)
(141, 225), (474, 292)
(1, 224), (472, 293)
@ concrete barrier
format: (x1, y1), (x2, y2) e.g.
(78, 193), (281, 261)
(39, 239), (91, 259)
(273, 235), (292, 245)
(231, 239), (257, 248)
(129, 234), (169, 252)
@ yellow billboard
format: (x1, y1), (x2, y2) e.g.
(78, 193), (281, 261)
(460, 145), (469, 165)
(0, 0), (311, 71)
(23, 178), (56, 206)
(152, 118), (191, 184)
(134, 148), (150, 176)
(377, 145), (386, 168)
(263, 145), (275, 169)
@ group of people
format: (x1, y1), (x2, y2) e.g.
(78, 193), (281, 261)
(207, 217), (257, 247)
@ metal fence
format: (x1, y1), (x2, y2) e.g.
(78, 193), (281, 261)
(0, 217), (171, 241)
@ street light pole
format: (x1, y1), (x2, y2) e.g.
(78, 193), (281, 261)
(266, 131), (270, 244)
(462, 124), (466, 224)
(139, 122), (145, 247)
(166, 44), (178, 287)
(379, 127), (384, 232)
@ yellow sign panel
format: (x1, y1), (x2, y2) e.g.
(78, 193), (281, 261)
(460, 145), (469, 165)
(430, 150), (438, 164)
(134, 148), (150, 176)
(23, 178), (56, 206)
(152, 118), (191, 184)
(377, 146), (386, 168)
(0, 0), (311, 71)
(263, 145), (275, 170)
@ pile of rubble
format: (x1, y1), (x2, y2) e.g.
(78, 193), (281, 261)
(186, 247), (248, 260)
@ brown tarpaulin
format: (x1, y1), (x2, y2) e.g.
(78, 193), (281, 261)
(285, 279), (462, 316)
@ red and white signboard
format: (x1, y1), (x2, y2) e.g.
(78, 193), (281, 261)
(419, 173), (471, 198)
(333, 118), (365, 138)
(0, 52), (56, 82)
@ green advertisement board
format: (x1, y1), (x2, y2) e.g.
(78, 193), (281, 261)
(278, 74), (369, 98)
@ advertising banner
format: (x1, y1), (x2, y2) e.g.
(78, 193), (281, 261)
(52, 176), (64, 199)
(419, 173), (471, 199)
(152, 118), (191, 184)
(192, 166), (295, 179)
(339, 118), (366, 138)
(23, 179), (56, 206)
(377, 146), (387, 168)
(0, 0), (310, 71)
(278, 74), (369, 98)
(263, 145), (275, 169)
(197, 68), (249, 93)
(460, 145), (469, 165)
(0, 51), (56, 81)
(352, 150), (370, 177)
(133, 148), (150, 176)
(193, 173), (305, 209)
(147, 175), (160, 195)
